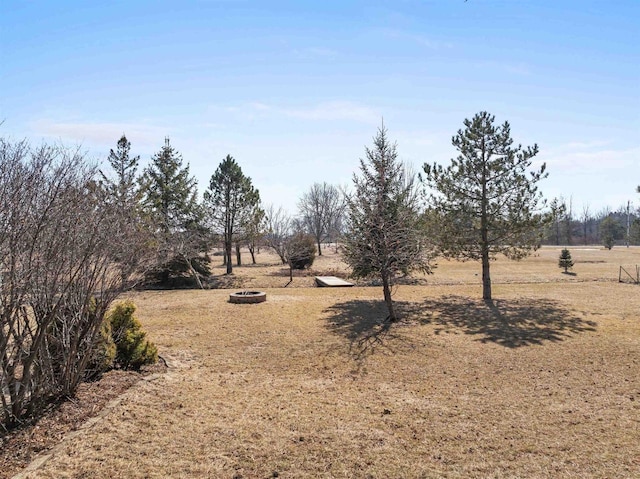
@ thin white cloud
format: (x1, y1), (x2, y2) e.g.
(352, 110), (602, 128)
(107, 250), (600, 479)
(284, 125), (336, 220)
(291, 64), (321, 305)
(564, 140), (611, 149)
(541, 144), (640, 173)
(292, 47), (338, 59)
(381, 28), (453, 50)
(216, 100), (380, 124)
(248, 102), (271, 111)
(282, 101), (380, 124)
(30, 119), (169, 147)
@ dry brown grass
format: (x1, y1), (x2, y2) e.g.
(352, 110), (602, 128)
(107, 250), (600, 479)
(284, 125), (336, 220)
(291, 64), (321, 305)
(15, 246), (640, 478)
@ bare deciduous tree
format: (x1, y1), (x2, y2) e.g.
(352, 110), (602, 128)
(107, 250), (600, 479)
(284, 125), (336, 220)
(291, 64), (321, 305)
(581, 203), (591, 245)
(243, 204), (265, 264)
(298, 182), (344, 256)
(264, 205), (292, 264)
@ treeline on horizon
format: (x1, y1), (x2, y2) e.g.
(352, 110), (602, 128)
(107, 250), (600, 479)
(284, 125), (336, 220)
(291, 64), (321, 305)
(543, 197), (638, 248)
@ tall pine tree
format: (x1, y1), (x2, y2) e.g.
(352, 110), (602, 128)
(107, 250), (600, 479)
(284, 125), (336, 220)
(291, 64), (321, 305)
(100, 135), (150, 284)
(422, 111), (547, 300)
(140, 137), (207, 286)
(343, 125), (432, 322)
(101, 135), (140, 213)
(204, 155), (260, 274)
(141, 137), (200, 234)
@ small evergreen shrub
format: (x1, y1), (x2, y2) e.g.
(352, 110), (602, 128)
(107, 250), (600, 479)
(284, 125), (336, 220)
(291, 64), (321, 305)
(287, 233), (316, 270)
(109, 300), (158, 370)
(558, 248), (574, 273)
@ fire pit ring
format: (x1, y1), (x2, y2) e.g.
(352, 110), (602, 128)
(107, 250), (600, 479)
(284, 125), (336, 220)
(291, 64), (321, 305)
(229, 291), (267, 304)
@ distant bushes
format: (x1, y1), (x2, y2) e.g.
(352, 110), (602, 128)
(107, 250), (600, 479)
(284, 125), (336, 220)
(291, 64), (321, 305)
(145, 254), (212, 288)
(287, 233), (317, 270)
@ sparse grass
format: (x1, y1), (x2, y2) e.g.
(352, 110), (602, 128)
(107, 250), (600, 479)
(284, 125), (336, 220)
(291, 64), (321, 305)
(14, 246), (640, 478)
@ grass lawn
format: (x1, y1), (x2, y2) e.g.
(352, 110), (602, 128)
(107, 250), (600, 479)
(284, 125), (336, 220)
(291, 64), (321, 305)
(13, 247), (640, 478)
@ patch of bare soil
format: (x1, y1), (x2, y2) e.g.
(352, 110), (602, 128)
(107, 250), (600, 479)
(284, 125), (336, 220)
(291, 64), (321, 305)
(0, 364), (165, 479)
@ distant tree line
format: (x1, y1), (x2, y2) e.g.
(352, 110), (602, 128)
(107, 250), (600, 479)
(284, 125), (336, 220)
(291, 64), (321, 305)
(541, 196), (638, 249)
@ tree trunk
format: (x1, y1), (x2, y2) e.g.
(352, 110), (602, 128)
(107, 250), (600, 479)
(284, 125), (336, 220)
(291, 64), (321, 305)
(381, 272), (397, 322)
(235, 243), (242, 266)
(225, 241), (233, 274)
(317, 239), (322, 256)
(481, 248), (491, 300)
(480, 139), (491, 301)
(248, 244), (256, 264)
(184, 255), (204, 289)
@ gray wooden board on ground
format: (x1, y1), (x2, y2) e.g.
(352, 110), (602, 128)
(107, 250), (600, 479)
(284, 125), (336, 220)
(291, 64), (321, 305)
(314, 276), (354, 287)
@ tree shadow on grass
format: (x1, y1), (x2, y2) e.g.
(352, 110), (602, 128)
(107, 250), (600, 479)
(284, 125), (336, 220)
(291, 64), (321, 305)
(324, 296), (597, 355)
(323, 300), (422, 360)
(418, 295), (597, 348)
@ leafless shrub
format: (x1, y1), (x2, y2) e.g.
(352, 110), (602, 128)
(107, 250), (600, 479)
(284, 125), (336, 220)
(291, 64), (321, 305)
(263, 205), (292, 265)
(0, 139), (149, 430)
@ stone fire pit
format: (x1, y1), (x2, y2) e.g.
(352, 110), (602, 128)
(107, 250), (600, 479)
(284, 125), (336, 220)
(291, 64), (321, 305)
(229, 291), (267, 304)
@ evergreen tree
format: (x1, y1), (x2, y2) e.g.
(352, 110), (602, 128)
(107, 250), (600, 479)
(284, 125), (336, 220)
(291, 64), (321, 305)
(141, 137), (200, 234)
(422, 111), (548, 301)
(558, 248), (574, 273)
(343, 126), (432, 323)
(599, 215), (620, 250)
(542, 198), (568, 245)
(204, 155), (260, 274)
(140, 138), (207, 286)
(101, 135), (140, 212)
(100, 135), (151, 284)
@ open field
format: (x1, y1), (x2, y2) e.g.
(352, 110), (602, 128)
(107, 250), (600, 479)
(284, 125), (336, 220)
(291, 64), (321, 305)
(208, 244), (640, 289)
(12, 247), (640, 478)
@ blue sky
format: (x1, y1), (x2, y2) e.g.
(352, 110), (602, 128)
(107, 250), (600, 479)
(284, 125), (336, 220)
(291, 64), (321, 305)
(1, 1), (638, 215)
